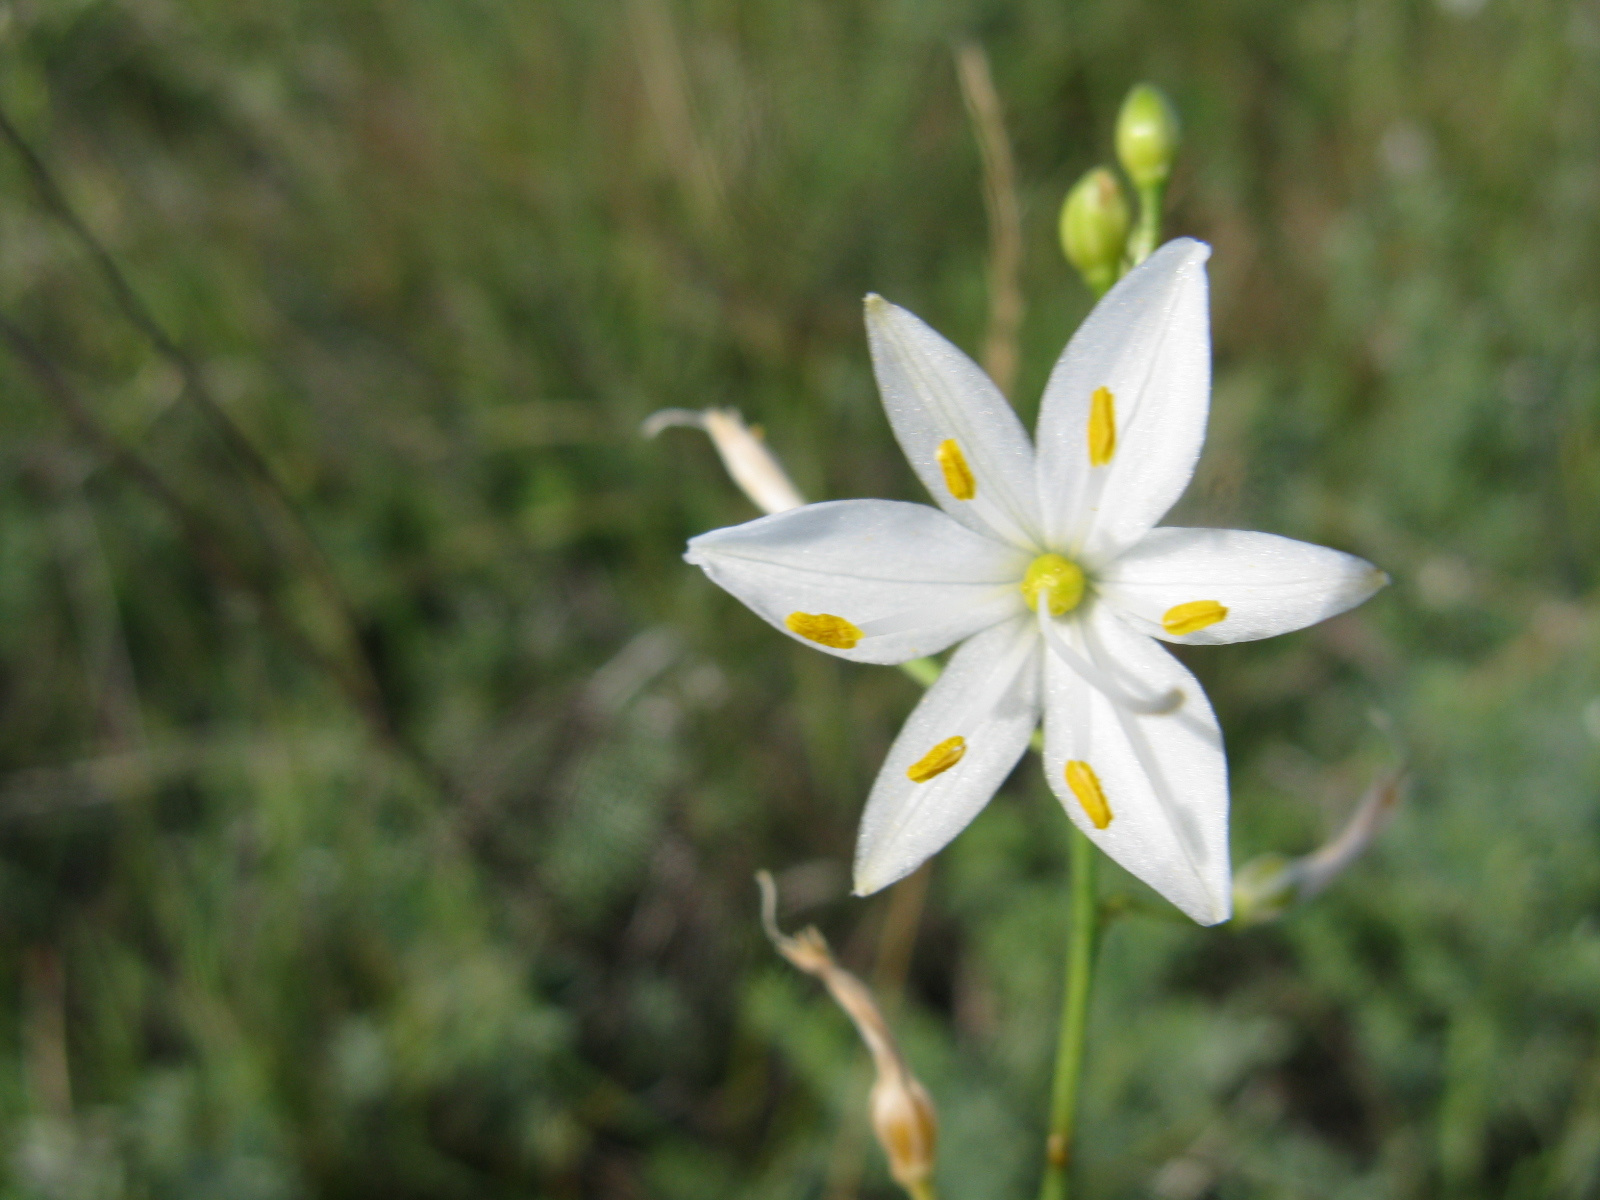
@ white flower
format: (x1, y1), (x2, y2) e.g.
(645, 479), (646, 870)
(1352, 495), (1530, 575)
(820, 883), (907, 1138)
(685, 240), (1386, 924)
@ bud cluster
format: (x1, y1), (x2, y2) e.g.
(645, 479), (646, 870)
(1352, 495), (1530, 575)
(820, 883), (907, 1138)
(1058, 83), (1182, 295)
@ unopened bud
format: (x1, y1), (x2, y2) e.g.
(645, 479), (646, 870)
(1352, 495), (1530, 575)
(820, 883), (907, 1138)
(1115, 84), (1181, 190)
(872, 1070), (939, 1197)
(1059, 167), (1130, 296)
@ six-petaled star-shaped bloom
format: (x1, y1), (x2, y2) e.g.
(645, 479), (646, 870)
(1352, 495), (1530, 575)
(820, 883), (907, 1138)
(685, 239), (1386, 924)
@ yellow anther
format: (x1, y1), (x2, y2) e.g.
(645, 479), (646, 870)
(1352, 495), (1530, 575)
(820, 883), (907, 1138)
(1088, 386), (1116, 467)
(1161, 600), (1228, 637)
(785, 612), (863, 649)
(907, 736), (966, 783)
(1065, 760), (1112, 829)
(936, 439), (976, 501)
(1021, 554), (1086, 617)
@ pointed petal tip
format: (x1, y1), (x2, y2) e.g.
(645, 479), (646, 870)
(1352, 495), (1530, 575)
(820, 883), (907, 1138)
(863, 293), (895, 334)
(1162, 235), (1211, 265)
(1346, 561), (1390, 609)
(1160, 878), (1230, 926)
(851, 850), (875, 897)
(1128, 237), (1209, 282)
(852, 854), (908, 898)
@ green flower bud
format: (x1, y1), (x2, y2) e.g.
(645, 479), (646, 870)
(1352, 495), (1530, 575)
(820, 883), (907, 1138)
(1059, 167), (1130, 296)
(1115, 83), (1181, 189)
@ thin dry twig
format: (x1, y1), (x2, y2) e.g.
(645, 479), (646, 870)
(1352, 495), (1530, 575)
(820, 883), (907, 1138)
(22, 946), (72, 1118)
(629, 0), (726, 231)
(0, 101), (401, 778)
(871, 861), (932, 1009)
(955, 41), (1025, 399)
(0, 313), (446, 795)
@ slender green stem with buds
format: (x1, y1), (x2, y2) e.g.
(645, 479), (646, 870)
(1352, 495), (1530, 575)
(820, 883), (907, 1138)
(1037, 828), (1100, 1200)
(1039, 85), (1177, 1197)
(1126, 181), (1166, 268)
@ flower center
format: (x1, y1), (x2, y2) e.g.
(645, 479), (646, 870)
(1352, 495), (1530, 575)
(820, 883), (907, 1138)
(1020, 553), (1086, 617)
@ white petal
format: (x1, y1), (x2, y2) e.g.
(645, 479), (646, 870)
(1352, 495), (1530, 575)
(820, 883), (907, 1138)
(854, 617), (1041, 893)
(1098, 527), (1388, 645)
(1041, 600), (1230, 924)
(865, 296), (1042, 548)
(1034, 239), (1212, 562)
(686, 499), (1029, 665)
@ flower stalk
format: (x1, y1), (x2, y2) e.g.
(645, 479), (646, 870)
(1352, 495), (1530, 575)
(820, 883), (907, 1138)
(1039, 828), (1100, 1200)
(1040, 84), (1177, 1199)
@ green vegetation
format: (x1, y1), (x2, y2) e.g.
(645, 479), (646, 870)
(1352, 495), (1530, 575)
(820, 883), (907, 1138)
(1, 1), (1599, 1196)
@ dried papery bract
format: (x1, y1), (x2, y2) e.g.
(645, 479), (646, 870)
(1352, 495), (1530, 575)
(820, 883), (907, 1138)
(642, 407), (805, 515)
(954, 40), (1024, 398)
(756, 872), (939, 1200)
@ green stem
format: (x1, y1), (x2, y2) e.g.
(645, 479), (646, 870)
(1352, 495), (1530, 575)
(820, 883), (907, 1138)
(899, 657), (943, 687)
(1036, 118), (1164, 1200)
(1037, 827), (1100, 1200)
(1125, 181), (1166, 268)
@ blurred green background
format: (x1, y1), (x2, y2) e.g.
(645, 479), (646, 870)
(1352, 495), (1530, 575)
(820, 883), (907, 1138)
(1, 0), (1599, 1196)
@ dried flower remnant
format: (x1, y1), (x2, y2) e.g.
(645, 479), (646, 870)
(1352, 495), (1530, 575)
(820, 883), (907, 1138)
(642, 407), (805, 515)
(757, 872), (939, 1200)
(1233, 771), (1407, 924)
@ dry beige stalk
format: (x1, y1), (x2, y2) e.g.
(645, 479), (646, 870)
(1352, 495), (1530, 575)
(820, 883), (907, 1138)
(628, 0), (726, 230)
(955, 41), (1024, 400)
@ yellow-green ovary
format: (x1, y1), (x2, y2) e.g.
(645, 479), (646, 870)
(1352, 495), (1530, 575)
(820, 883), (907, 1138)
(1021, 554), (1086, 616)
